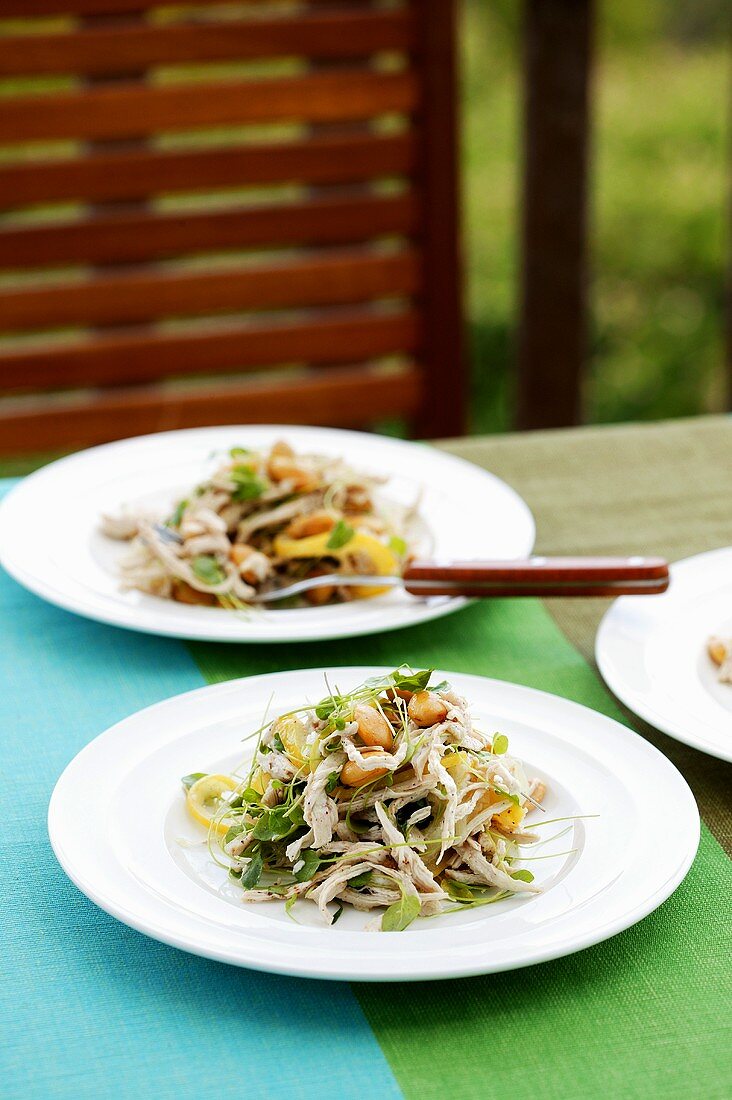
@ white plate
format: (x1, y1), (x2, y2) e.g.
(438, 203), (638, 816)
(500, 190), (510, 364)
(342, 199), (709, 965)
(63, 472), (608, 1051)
(48, 666), (699, 982)
(0, 425), (534, 643)
(596, 547), (732, 763)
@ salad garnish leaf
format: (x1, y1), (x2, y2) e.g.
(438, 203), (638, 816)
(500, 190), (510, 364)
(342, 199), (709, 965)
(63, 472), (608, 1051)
(326, 519), (355, 551)
(381, 888), (421, 932)
(167, 499), (188, 528)
(391, 667), (433, 693)
(191, 555), (225, 586)
(181, 772), (207, 791)
(510, 868), (534, 883)
(239, 849), (264, 889)
(230, 465), (266, 501)
(348, 871), (373, 889)
(251, 803), (305, 842)
(293, 849), (320, 882)
(444, 879), (474, 902)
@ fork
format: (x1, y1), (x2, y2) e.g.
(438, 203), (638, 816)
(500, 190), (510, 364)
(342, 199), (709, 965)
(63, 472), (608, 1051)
(251, 556), (670, 603)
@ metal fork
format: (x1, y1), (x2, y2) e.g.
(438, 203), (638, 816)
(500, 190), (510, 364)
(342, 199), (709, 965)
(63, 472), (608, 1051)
(150, 532), (670, 601)
(251, 557), (671, 604)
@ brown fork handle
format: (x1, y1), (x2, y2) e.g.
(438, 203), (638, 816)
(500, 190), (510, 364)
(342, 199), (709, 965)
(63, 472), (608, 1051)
(402, 557), (670, 598)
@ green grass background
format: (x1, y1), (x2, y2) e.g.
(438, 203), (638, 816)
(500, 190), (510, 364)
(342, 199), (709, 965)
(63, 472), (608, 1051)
(464, 0), (728, 431)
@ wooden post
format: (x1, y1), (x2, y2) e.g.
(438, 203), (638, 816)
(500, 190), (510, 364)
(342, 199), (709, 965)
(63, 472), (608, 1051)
(727, 56), (732, 410)
(516, 0), (593, 430)
(413, 0), (465, 438)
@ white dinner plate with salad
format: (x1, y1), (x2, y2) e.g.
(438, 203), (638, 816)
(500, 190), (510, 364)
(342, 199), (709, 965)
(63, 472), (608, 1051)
(596, 547), (732, 763)
(48, 665), (699, 982)
(0, 425), (534, 643)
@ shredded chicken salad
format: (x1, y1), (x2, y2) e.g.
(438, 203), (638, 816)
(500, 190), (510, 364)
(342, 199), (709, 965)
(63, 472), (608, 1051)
(707, 636), (732, 683)
(180, 668), (552, 931)
(101, 440), (418, 609)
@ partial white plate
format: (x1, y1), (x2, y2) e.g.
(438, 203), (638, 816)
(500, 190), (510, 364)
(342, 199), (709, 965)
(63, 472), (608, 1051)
(596, 547), (732, 763)
(0, 425), (534, 643)
(48, 666), (699, 982)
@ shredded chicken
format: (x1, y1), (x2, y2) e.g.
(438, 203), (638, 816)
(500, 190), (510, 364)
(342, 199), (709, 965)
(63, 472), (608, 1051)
(102, 440), (419, 609)
(185, 668), (550, 931)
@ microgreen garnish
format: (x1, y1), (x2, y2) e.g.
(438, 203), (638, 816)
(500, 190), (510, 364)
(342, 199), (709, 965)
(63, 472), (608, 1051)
(181, 667), (588, 934)
(444, 880), (474, 902)
(191, 555), (225, 586)
(251, 803), (305, 842)
(388, 534), (407, 557)
(239, 849), (264, 889)
(180, 772), (207, 791)
(349, 871), (373, 889)
(293, 849), (320, 882)
(326, 519), (355, 551)
(230, 464), (266, 501)
(167, 498), (188, 528)
(381, 885), (421, 932)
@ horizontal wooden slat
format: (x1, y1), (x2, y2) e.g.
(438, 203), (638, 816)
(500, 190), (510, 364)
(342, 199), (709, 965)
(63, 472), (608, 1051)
(0, 365), (422, 454)
(0, 0), (290, 15)
(0, 11), (416, 77)
(0, 132), (416, 211)
(0, 191), (421, 268)
(0, 307), (421, 390)
(0, 247), (420, 331)
(0, 69), (418, 144)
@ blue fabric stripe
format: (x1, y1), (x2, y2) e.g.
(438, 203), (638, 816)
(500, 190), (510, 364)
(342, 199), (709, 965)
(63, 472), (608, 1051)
(0, 480), (401, 1100)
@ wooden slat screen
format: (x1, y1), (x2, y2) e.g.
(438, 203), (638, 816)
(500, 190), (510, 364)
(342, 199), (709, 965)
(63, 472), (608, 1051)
(0, 132), (418, 209)
(0, 10), (418, 76)
(0, 0), (464, 452)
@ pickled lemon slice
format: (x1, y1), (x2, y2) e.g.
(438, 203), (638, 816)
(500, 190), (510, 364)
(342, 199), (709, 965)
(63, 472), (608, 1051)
(185, 774), (238, 835)
(273, 530), (398, 599)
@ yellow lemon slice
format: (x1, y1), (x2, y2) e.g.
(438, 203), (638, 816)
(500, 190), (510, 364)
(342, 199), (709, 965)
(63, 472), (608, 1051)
(186, 774), (239, 835)
(273, 530), (398, 599)
(272, 716), (309, 769)
(248, 767), (270, 796)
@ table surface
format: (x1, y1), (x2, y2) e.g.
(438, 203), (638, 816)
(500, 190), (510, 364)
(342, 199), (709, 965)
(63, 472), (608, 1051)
(442, 414), (732, 854)
(1, 415), (730, 1100)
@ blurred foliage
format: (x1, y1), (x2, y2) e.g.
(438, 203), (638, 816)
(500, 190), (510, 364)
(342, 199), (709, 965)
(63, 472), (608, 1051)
(463, 0), (729, 432)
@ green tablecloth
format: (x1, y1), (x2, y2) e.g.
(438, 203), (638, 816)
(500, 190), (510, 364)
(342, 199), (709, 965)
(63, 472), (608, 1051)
(1, 415), (730, 1099)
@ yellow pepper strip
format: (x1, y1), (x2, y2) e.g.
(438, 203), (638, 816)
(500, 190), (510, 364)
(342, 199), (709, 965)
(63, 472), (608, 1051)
(273, 530), (398, 599)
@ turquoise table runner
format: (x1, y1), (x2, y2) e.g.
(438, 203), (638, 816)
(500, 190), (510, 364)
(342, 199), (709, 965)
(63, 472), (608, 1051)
(0, 476), (730, 1100)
